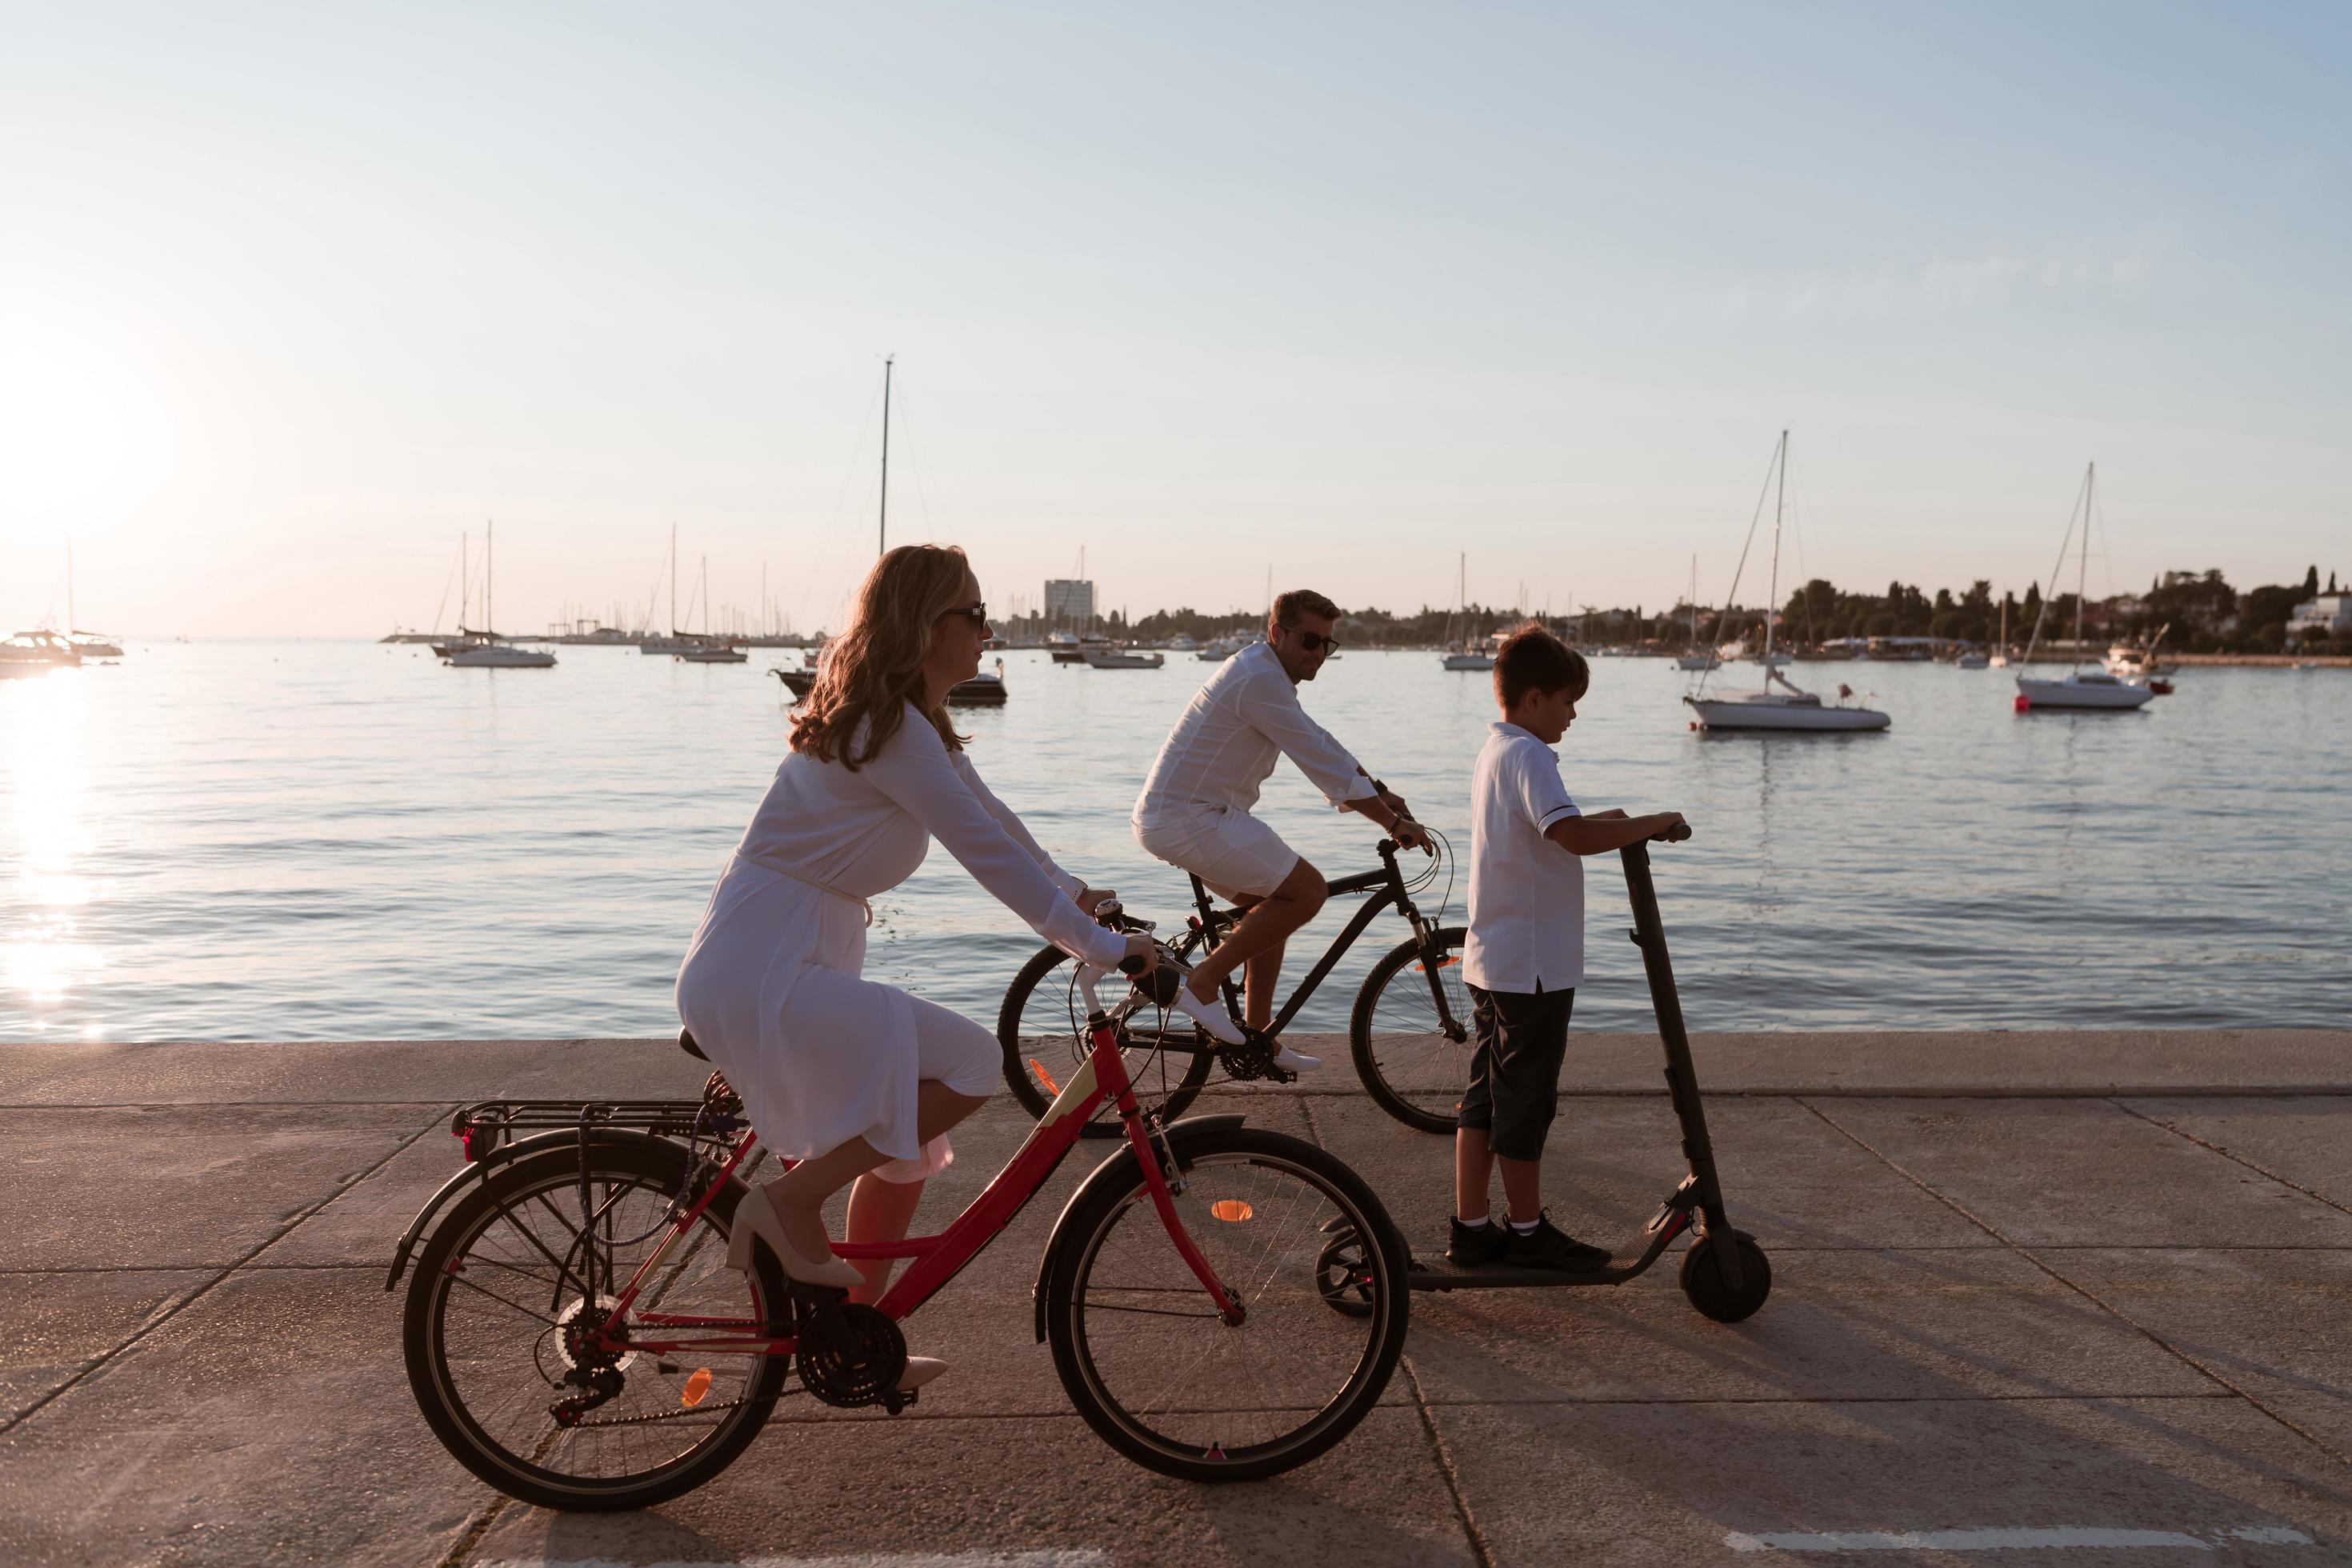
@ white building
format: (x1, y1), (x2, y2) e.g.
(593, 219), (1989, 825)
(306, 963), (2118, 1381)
(1044, 578), (1095, 630)
(2289, 594), (2351, 634)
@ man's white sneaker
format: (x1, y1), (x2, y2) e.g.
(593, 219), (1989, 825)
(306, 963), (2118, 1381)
(1168, 982), (1246, 1046)
(1273, 1046), (1322, 1073)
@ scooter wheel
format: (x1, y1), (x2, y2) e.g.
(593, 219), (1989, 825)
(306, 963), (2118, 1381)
(1678, 1230), (1770, 1323)
(1314, 1230), (1378, 1320)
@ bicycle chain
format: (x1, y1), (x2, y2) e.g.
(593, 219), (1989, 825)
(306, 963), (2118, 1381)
(563, 1394), (755, 1428)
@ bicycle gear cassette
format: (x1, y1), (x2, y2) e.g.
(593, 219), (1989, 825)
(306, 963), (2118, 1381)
(791, 1296), (907, 1409)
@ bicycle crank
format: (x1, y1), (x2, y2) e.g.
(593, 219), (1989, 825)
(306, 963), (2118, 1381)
(791, 1290), (909, 1411)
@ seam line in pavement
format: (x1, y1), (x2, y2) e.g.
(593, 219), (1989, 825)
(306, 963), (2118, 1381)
(1795, 1098), (2351, 1470)
(0, 1106), (452, 1438)
(10, 1087), (2352, 1110)
(1295, 1096), (1493, 1568)
(2114, 1100), (2352, 1222)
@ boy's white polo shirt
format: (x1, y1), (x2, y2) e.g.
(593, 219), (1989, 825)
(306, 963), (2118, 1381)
(1462, 721), (1583, 994)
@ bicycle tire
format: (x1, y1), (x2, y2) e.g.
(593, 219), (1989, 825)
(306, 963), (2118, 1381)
(403, 1140), (790, 1512)
(1042, 1126), (1409, 1482)
(1349, 925), (1472, 1134)
(997, 938), (1214, 1136)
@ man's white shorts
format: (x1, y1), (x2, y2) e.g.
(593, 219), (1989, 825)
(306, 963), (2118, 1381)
(1133, 800), (1301, 902)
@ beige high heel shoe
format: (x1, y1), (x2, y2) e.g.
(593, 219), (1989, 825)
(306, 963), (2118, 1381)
(726, 1186), (864, 1290)
(898, 1356), (949, 1392)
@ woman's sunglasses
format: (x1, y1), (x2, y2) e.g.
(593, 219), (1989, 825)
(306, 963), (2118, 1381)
(941, 602), (989, 626)
(1282, 626), (1340, 653)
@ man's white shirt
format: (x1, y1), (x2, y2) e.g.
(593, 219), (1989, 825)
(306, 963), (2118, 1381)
(1462, 721), (1584, 994)
(1135, 642), (1378, 814)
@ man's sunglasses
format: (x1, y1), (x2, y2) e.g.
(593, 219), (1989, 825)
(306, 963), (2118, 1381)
(1281, 625), (1340, 653)
(941, 602), (988, 626)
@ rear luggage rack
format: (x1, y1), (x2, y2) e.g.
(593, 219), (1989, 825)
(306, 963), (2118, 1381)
(450, 1095), (746, 1162)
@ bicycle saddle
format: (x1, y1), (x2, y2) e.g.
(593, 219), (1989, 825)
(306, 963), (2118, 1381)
(678, 1028), (708, 1062)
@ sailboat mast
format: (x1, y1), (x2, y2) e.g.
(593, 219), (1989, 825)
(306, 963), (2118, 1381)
(67, 541), (74, 632)
(485, 522), (494, 634)
(2074, 462), (2093, 671)
(670, 523), (678, 635)
(878, 354), (894, 558)
(1762, 430), (1786, 681)
(461, 533), (469, 632)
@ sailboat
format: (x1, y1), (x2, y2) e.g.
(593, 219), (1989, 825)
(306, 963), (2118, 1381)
(1684, 432), (1890, 733)
(62, 544), (123, 659)
(1988, 594), (2011, 668)
(1440, 554), (1493, 670)
(675, 556), (749, 662)
(2013, 464), (2153, 712)
(1675, 556), (1720, 670)
(445, 522), (557, 668)
(641, 525), (706, 654)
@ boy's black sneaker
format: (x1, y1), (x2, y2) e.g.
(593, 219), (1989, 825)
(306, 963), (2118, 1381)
(1502, 1213), (1613, 1272)
(1446, 1215), (1508, 1267)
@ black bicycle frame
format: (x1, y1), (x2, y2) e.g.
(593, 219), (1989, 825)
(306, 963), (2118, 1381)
(1186, 840), (1458, 1038)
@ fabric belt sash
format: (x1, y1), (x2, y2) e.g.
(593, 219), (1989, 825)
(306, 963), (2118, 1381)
(732, 850), (874, 926)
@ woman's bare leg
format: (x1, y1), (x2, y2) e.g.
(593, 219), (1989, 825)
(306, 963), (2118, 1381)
(762, 1081), (989, 1279)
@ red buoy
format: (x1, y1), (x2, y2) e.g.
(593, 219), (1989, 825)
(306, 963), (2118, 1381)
(2013, 694), (2031, 713)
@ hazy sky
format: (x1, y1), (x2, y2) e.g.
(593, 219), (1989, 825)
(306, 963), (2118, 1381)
(4, 2), (2347, 636)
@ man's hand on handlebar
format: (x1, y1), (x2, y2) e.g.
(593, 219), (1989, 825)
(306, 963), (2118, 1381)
(1391, 815), (1434, 854)
(1075, 885), (1117, 918)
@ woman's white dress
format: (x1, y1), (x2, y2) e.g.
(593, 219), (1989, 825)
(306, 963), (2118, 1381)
(676, 704), (1125, 1180)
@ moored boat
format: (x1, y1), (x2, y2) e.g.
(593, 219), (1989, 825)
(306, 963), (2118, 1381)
(2013, 464), (2153, 713)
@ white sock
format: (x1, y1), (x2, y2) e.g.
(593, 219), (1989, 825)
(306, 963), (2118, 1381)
(1457, 1214), (1489, 1230)
(1509, 1218), (1540, 1234)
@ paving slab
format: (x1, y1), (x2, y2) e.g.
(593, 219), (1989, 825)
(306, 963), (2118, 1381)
(2124, 1098), (2352, 1214)
(0, 1104), (445, 1271)
(0, 1267), (489, 1568)
(1403, 1246), (2216, 1408)
(463, 1405), (1474, 1567)
(0, 1270), (211, 1426)
(1429, 1397), (2352, 1566)
(2031, 1248), (2352, 1461)
(1306, 1094), (1990, 1256)
(1806, 1098), (2352, 1249)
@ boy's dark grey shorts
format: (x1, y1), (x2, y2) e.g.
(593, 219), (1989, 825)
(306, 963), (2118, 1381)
(1455, 982), (1574, 1161)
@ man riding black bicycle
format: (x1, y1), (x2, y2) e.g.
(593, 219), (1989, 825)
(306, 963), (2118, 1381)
(1132, 588), (1433, 1070)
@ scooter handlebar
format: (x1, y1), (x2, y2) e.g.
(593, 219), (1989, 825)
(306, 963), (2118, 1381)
(1655, 822), (1694, 844)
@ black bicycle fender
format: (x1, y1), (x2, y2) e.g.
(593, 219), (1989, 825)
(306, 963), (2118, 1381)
(381, 1126), (686, 1291)
(1030, 1114), (1249, 1342)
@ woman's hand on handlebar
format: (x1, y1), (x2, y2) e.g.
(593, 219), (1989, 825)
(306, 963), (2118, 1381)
(1119, 933), (1160, 976)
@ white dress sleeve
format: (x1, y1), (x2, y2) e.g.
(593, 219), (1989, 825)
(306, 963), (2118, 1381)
(1236, 664), (1379, 806)
(950, 750), (1083, 898)
(867, 713), (1125, 967)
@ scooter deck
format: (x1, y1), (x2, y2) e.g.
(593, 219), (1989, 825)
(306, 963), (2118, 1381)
(1405, 1254), (1640, 1290)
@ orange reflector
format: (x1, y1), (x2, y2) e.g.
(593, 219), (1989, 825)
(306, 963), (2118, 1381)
(1412, 957), (1461, 973)
(1210, 1199), (1254, 1222)
(1028, 1058), (1062, 1095)
(680, 1368), (713, 1408)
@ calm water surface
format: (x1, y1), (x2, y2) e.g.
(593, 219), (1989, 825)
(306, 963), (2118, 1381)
(3, 642), (2346, 1042)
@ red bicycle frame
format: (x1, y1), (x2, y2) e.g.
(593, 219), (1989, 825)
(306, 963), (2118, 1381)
(586, 987), (1242, 1362)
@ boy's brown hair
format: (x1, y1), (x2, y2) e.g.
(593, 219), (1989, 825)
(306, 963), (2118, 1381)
(1493, 621), (1590, 709)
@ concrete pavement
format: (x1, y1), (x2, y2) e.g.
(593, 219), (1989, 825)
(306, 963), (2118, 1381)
(2, 1032), (2349, 1566)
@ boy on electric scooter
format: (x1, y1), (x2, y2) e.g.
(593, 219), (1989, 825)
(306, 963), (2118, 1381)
(1449, 623), (1686, 1270)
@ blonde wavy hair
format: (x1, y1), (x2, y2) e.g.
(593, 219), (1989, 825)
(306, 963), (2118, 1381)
(790, 543), (971, 768)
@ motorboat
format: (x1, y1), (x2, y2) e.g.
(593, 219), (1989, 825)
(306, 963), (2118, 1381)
(2, 630), (82, 674)
(1683, 432), (1890, 734)
(675, 645), (748, 663)
(2105, 626), (2177, 680)
(1166, 633), (1198, 652)
(1675, 653), (1722, 670)
(1197, 636), (1239, 662)
(1081, 646), (1165, 670)
(949, 658), (1009, 706)
(1441, 650), (1494, 670)
(2013, 464), (2154, 713)
(1954, 651), (1990, 669)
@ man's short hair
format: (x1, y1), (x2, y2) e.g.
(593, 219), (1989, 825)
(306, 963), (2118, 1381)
(1271, 589), (1341, 629)
(1494, 621), (1589, 708)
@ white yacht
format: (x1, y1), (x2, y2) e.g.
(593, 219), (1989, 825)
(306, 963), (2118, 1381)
(443, 523), (557, 670)
(2, 630), (82, 674)
(1685, 432), (1890, 734)
(2014, 464), (2154, 712)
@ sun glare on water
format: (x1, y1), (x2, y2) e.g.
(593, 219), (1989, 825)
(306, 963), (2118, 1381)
(3, 673), (100, 1018)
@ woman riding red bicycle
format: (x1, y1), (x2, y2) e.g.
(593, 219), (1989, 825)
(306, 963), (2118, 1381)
(674, 543), (1154, 1392)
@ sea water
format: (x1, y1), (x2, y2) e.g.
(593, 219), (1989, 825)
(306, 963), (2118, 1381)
(3, 642), (2346, 1042)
